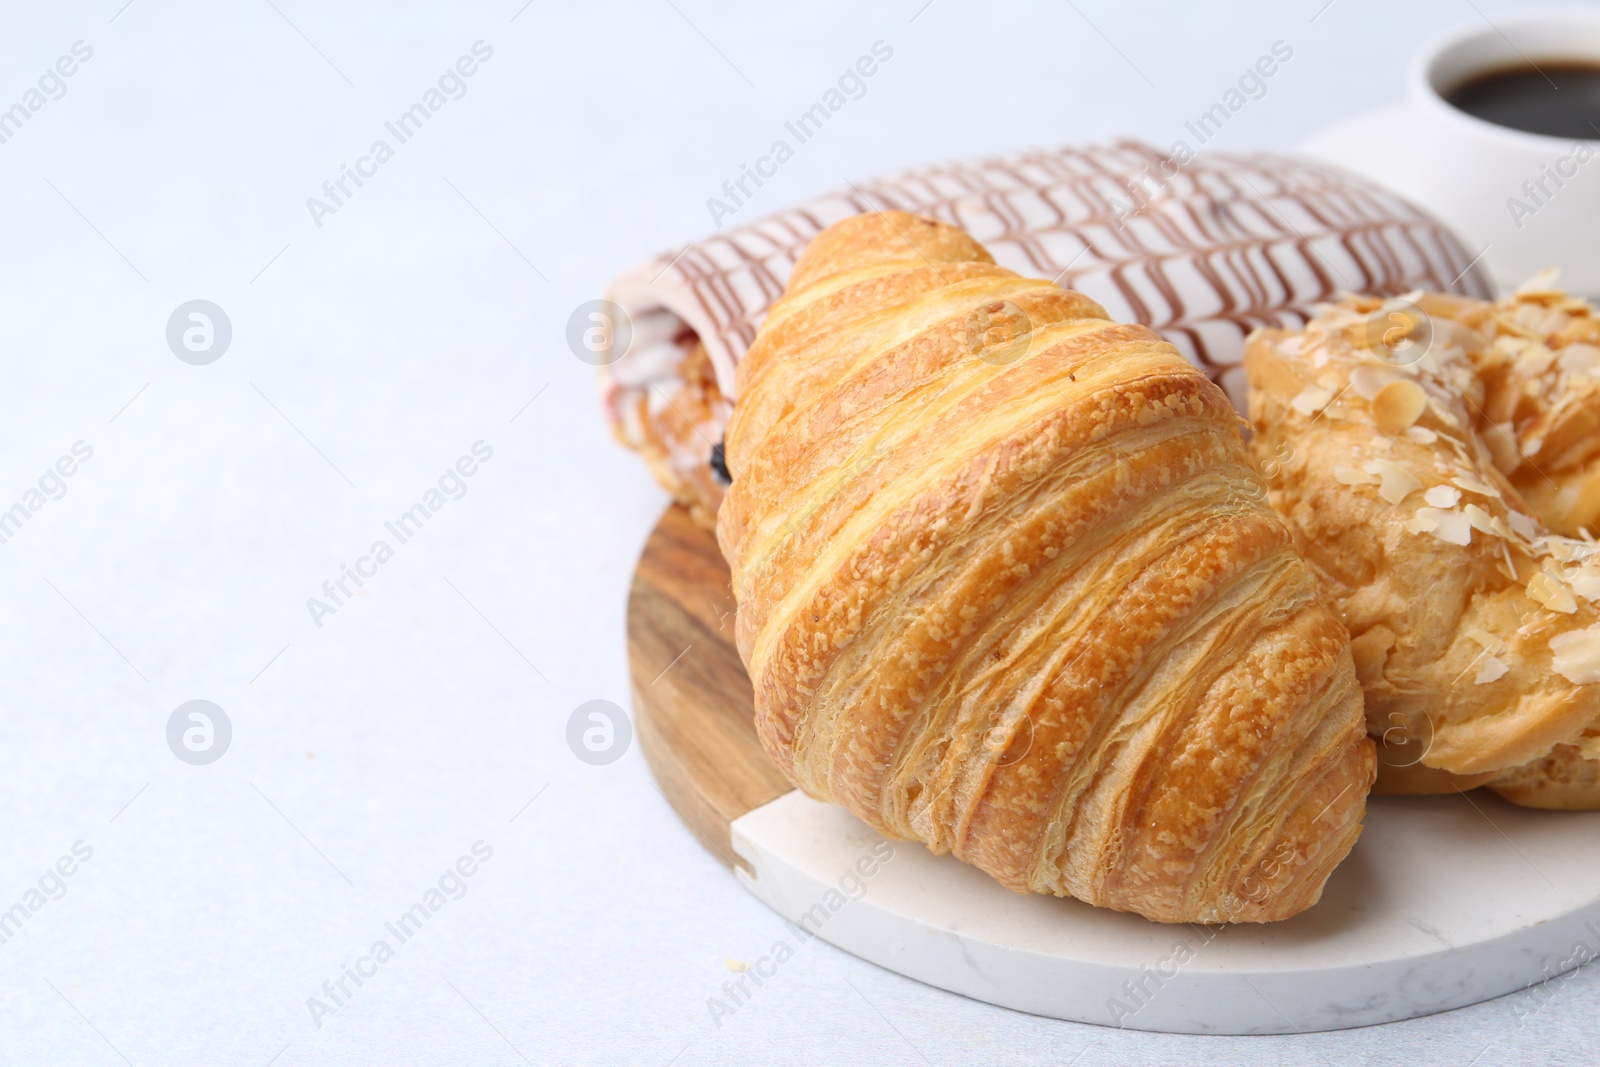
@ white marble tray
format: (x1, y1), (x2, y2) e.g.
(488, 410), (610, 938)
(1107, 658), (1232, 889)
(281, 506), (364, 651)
(730, 790), (1600, 1034)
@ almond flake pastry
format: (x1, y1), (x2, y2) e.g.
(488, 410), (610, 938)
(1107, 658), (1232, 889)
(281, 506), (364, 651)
(1245, 276), (1600, 809)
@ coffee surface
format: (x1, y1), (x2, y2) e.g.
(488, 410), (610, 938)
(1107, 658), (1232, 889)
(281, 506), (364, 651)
(1446, 62), (1600, 139)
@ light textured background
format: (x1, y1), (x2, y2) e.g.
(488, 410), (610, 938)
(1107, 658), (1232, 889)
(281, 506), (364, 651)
(0, 1), (1595, 1064)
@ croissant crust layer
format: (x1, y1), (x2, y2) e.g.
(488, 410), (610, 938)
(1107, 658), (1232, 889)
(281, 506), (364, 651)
(718, 212), (1374, 923)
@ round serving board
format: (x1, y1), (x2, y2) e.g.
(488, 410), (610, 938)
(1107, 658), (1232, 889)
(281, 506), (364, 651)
(626, 502), (792, 869)
(628, 503), (1600, 1034)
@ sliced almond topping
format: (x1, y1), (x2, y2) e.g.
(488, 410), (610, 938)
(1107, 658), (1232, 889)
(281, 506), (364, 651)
(1501, 540), (1519, 581)
(1558, 343), (1600, 377)
(1464, 503), (1497, 534)
(1348, 364), (1396, 400)
(1373, 379), (1428, 433)
(1529, 571), (1579, 614)
(1424, 485), (1461, 508)
(1550, 629), (1600, 684)
(1493, 335), (1530, 360)
(1365, 459), (1423, 504)
(1475, 654), (1510, 684)
(1414, 507), (1471, 545)
(1333, 465), (1374, 486)
(1514, 341), (1556, 376)
(1474, 436), (1502, 475)
(1548, 539), (1582, 563)
(1496, 313), (1540, 340)
(1405, 426), (1439, 445)
(1452, 476), (1498, 497)
(1290, 386), (1333, 416)
(1507, 510), (1542, 540)
(1571, 570), (1600, 602)
(1466, 628), (1508, 655)
(1465, 630), (1504, 655)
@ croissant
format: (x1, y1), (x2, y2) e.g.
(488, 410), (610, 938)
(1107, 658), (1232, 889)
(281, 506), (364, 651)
(1243, 290), (1600, 809)
(716, 211), (1375, 923)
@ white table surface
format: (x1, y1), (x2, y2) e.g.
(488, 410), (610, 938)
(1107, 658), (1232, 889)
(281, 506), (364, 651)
(0, 1), (1594, 1064)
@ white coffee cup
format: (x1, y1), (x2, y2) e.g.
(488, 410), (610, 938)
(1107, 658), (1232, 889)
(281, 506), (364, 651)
(1405, 8), (1600, 295)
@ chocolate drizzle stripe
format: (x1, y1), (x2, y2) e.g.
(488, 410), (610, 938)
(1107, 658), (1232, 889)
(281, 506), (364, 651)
(604, 140), (1494, 422)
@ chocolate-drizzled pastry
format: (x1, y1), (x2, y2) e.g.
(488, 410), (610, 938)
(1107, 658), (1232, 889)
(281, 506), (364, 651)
(601, 141), (1493, 526)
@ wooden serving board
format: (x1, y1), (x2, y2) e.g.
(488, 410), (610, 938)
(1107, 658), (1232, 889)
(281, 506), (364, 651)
(626, 503), (790, 871)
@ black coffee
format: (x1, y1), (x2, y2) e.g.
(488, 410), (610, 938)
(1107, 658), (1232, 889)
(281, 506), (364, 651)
(1446, 62), (1600, 139)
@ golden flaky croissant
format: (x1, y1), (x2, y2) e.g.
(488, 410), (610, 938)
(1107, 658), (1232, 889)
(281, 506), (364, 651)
(1244, 287), (1600, 809)
(715, 212), (1375, 924)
